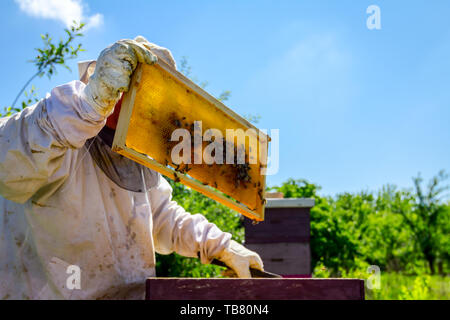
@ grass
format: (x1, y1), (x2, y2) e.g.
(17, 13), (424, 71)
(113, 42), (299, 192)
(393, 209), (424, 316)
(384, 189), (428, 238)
(313, 264), (449, 300)
(365, 273), (450, 300)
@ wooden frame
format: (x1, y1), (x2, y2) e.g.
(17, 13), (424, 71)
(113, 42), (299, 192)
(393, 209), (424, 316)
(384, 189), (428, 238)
(112, 58), (269, 221)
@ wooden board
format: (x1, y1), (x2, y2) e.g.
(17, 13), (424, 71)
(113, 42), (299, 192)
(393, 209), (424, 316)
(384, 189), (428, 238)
(112, 59), (269, 221)
(244, 207), (311, 243)
(145, 278), (365, 300)
(246, 242), (311, 275)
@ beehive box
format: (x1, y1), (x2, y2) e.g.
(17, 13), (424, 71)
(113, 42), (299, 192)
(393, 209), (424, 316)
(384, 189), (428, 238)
(145, 278), (365, 300)
(244, 199), (314, 243)
(244, 198), (315, 276)
(245, 242), (311, 276)
(112, 59), (269, 221)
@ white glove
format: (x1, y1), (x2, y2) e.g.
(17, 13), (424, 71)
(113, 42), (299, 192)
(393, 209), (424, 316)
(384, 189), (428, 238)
(216, 240), (264, 278)
(134, 36), (177, 69)
(82, 39), (157, 116)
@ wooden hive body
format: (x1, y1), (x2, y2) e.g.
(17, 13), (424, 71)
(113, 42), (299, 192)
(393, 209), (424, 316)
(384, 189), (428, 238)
(244, 198), (315, 276)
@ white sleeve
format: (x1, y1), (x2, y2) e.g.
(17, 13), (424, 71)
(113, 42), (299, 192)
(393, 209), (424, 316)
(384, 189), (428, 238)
(0, 80), (105, 203)
(150, 178), (231, 264)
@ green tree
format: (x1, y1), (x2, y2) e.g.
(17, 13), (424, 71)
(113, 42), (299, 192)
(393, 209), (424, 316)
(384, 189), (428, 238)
(365, 185), (416, 272)
(1, 22), (85, 117)
(393, 170), (450, 274)
(270, 179), (360, 274)
(270, 172), (449, 276)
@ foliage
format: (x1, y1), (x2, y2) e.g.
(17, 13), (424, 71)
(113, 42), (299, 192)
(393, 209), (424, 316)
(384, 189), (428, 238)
(270, 179), (361, 273)
(178, 56), (208, 89)
(370, 273), (449, 300)
(398, 275), (432, 300)
(31, 21), (85, 80)
(396, 170), (450, 274)
(270, 172), (449, 278)
(314, 263), (449, 300)
(1, 22), (85, 117)
(242, 114), (261, 124)
(0, 86), (39, 117)
(218, 91), (231, 102)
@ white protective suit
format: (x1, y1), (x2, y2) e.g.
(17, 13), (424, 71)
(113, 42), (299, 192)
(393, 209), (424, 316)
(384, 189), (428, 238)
(0, 80), (233, 299)
(0, 45), (240, 299)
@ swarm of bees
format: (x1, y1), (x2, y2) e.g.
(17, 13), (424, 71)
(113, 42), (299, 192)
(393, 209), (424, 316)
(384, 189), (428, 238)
(163, 113), (266, 206)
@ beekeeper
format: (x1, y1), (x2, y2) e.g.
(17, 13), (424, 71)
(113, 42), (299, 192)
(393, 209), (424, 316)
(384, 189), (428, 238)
(0, 36), (263, 300)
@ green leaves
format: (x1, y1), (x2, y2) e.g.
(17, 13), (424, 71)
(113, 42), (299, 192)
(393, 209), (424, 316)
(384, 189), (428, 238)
(20, 85), (39, 110)
(270, 172), (449, 277)
(396, 170), (450, 274)
(1, 21), (86, 117)
(32, 22), (85, 80)
(270, 178), (320, 198)
(0, 86), (39, 118)
(217, 91), (231, 102)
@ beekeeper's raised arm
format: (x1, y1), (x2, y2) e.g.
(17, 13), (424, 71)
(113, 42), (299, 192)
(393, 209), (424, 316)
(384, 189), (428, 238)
(0, 39), (155, 203)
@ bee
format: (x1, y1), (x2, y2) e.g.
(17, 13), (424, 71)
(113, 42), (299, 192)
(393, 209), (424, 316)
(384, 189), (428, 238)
(257, 188), (263, 200)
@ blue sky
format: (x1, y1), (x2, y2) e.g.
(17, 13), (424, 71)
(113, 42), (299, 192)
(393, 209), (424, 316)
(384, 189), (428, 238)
(1, 0), (449, 196)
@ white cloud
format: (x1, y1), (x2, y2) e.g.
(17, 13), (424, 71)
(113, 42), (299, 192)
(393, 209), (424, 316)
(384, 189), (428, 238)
(15, 0), (103, 29)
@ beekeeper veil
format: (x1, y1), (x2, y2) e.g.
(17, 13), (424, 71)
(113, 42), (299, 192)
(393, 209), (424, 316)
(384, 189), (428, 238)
(78, 60), (160, 192)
